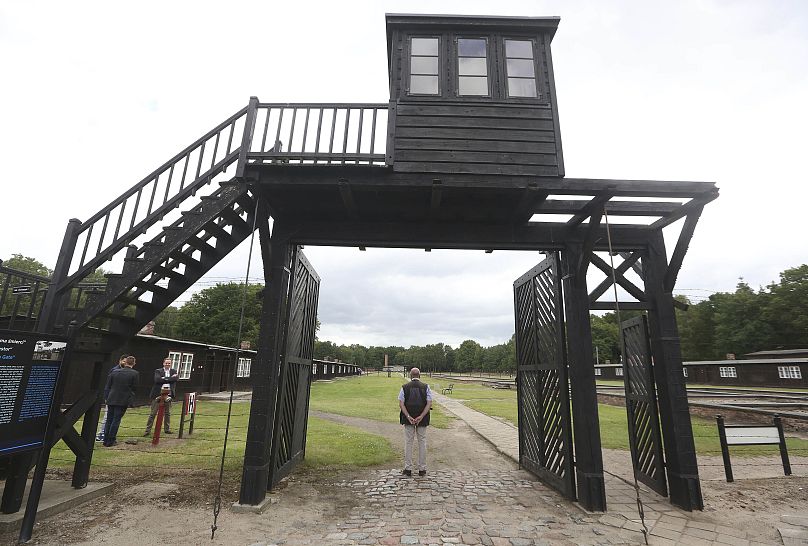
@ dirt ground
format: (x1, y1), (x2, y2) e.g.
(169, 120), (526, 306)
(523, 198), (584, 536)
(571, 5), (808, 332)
(3, 411), (807, 545)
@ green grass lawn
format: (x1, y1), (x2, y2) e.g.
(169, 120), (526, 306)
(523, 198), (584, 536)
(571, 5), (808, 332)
(433, 379), (808, 457)
(48, 399), (396, 473)
(309, 374), (452, 428)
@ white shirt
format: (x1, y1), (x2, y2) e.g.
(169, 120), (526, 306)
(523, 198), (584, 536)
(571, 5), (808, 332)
(162, 367), (171, 390)
(398, 380), (433, 402)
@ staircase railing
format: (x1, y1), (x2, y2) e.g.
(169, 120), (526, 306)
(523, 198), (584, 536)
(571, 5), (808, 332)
(246, 103), (388, 166)
(0, 263), (52, 331)
(58, 105), (251, 292)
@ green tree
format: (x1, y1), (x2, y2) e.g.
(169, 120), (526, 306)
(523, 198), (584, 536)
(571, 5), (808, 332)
(2, 254), (52, 277)
(763, 265), (808, 349)
(173, 283), (264, 348)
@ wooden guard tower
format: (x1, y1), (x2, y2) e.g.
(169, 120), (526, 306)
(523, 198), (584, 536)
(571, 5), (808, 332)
(2, 13), (716, 528)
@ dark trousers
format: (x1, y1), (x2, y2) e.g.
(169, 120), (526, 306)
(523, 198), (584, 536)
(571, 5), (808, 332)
(145, 398), (171, 433)
(103, 405), (128, 446)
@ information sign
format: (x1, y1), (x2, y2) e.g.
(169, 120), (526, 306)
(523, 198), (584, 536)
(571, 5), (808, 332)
(187, 392), (197, 415)
(0, 331), (68, 456)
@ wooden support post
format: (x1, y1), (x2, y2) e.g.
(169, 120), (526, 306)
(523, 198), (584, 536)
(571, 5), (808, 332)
(239, 213), (293, 505)
(716, 415), (733, 483)
(643, 231), (703, 511)
(71, 361), (104, 488)
(38, 218), (82, 335)
(774, 415), (792, 476)
(1, 452), (35, 514)
(560, 244), (607, 511)
(236, 97), (259, 178)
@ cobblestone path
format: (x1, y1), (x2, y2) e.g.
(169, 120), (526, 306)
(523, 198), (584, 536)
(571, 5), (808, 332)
(250, 469), (642, 545)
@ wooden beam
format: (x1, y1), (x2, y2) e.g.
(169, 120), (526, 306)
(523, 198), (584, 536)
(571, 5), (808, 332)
(650, 191), (717, 230)
(590, 253), (647, 302)
(589, 252), (642, 302)
(251, 167), (718, 198)
(537, 200), (681, 216)
(577, 210), (603, 280)
(284, 219), (652, 251)
(664, 205), (704, 292)
(589, 301), (652, 311)
(566, 192), (613, 228)
(513, 184), (549, 224)
(337, 179), (359, 220)
(619, 251), (644, 280)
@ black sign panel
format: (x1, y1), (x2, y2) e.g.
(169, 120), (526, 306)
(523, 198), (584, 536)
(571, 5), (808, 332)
(12, 285), (33, 294)
(0, 331), (68, 456)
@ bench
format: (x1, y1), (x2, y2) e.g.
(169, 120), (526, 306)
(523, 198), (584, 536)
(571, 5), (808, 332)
(442, 384), (454, 395)
(716, 414), (791, 482)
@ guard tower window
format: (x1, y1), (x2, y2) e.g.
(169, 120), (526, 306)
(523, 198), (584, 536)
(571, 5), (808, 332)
(409, 37), (440, 95)
(457, 38), (489, 96)
(505, 39), (538, 98)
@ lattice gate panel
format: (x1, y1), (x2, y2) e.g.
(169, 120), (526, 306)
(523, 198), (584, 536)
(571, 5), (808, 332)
(514, 253), (575, 499)
(621, 315), (667, 496)
(269, 248), (320, 488)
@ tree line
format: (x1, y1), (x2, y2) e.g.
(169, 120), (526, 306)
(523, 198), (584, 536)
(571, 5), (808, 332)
(3, 255), (807, 367)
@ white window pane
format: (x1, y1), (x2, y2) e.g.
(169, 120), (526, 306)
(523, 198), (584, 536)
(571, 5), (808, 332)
(411, 56), (438, 75)
(410, 75), (439, 95)
(508, 77), (537, 97)
(458, 76), (488, 95)
(505, 39), (534, 59)
(458, 57), (487, 76)
(507, 58), (535, 78)
(458, 38), (486, 57)
(411, 38), (438, 56)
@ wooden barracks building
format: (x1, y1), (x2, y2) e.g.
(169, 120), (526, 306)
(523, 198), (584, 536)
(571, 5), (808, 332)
(596, 350), (808, 388)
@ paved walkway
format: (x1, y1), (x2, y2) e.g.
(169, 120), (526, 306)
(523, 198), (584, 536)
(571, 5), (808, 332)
(431, 392), (773, 546)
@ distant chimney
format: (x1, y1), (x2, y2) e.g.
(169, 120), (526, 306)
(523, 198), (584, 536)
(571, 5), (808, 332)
(384, 354), (389, 367)
(240, 340), (251, 350)
(726, 353), (736, 360)
(139, 321), (155, 336)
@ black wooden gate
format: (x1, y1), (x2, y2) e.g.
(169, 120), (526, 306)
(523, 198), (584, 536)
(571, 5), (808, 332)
(514, 253), (576, 499)
(621, 315), (667, 496)
(269, 249), (320, 488)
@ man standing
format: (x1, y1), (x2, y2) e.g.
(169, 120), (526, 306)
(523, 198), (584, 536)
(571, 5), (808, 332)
(399, 367), (432, 476)
(102, 355), (138, 447)
(144, 357), (179, 436)
(96, 354), (128, 442)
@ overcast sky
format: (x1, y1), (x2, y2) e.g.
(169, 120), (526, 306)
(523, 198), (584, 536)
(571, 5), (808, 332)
(2, 1), (806, 350)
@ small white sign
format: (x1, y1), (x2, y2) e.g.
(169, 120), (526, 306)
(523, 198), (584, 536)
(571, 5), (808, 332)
(187, 392), (197, 415)
(725, 426), (779, 445)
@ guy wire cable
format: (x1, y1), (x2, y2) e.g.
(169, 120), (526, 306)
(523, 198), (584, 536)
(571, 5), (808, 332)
(211, 194), (260, 540)
(603, 206), (649, 545)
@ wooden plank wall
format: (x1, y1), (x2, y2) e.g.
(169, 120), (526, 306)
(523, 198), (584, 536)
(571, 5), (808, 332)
(393, 102), (561, 176)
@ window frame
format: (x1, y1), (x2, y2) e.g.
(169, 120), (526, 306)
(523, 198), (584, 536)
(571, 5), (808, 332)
(594, 368), (602, 377)
(615, 367), (624, 377)
(682, 368), (688, 378)
(502, 37), (541, 100)
(407, 35), (442, 97)
(455, 35), (492, 98)
(778, 365), (802, 379)
(719, 366), (737, 378)
(178, 353), (194, 380)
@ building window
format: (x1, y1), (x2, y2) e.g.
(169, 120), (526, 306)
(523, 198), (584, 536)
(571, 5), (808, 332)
(237, 357), (252, 378)
(179, 353), (193, 379)
(504, 39), (538, 98)
(719, 366), (737, 378)
(683, 368), (689, 378)
(615, 367), (624, 377)
(457, 38), (488, 96)
(778, 366), (802, 379)
(594, 368), (602, 376)
(410, 37), (440, 95)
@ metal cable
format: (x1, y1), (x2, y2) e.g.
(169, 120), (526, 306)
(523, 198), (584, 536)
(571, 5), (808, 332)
(603, 207), (649, 545)
(211, 195), (260, 540)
